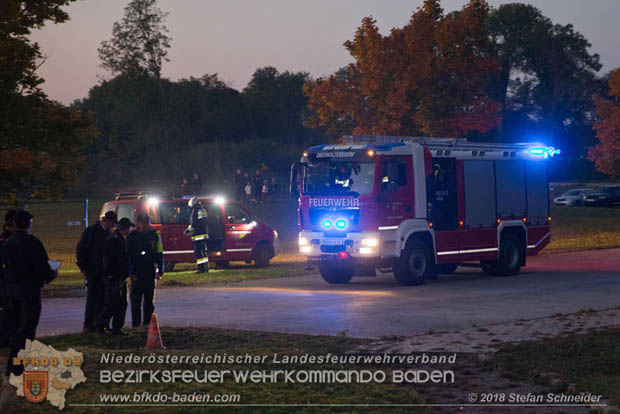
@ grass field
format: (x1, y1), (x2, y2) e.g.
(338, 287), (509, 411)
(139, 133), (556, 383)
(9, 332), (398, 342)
(13, 197), (620, 296)
(491, 327), (620, 407)
(0, 327), (427, 414)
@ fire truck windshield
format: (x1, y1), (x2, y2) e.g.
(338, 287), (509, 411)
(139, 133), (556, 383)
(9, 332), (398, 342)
(303, 161), (375, 195)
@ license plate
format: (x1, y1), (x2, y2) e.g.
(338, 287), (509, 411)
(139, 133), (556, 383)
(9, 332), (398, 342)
(322, 239), (344, 245)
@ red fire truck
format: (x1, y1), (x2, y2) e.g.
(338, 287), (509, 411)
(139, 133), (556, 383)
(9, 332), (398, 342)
(293, 135), (558, 285)
(100, 193), (278, 271)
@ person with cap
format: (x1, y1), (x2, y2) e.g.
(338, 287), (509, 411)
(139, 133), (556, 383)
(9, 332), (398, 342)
(76, 210), (117, 332)
(96, 217), (133, 335)
(184, 197), (209, 273)
(1, 210), (56, 376)
(0, 209), (17, 347)
(127, 214), (164, 327)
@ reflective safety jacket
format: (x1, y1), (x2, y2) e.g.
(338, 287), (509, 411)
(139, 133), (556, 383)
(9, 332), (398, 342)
(188, 203), (208, 241)
(127, 228), (164, 278)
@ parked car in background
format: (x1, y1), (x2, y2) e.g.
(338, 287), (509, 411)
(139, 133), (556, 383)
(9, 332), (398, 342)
(581, 185), (620, 207)
(553, 188), (592, 206)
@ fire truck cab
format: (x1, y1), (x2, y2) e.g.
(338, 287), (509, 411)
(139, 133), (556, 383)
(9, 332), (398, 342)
(294, 135), (556, 285)
(100, 193), (278, 271)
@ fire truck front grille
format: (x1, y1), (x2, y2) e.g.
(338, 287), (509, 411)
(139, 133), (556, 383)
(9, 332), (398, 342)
(320, 245), (346, 253)
(309, 209), (359, 226)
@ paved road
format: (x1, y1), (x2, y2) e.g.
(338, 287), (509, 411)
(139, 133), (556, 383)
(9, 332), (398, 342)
(38, 249), (620, 338)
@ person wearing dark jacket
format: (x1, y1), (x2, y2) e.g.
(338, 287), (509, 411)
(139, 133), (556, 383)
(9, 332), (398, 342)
(0, 209), (17, 347)
(190, 172), (203, 195)
(127, 214), (164, 327)
(76, 210), (117, 332)
(185, 197), (209, 273)
(1, 210), (56, 376)
(96, 218), (133, 335)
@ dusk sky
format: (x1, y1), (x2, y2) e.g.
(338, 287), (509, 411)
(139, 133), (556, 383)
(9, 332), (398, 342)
(31, 0), (620, 104)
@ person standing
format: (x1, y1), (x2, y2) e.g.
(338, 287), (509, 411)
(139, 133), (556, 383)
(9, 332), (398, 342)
(127, 214), (164, 327)
(244, 181), (252, 204)
(270, 177), (279, 202)
(76, 211), (117, 332)
(190, 172), (203, 195)
(0, 210), (17, 347)
(234, 169), (244, 202)
(1, 210), (56, 376)
(180, 177), (191, 196)
(261, 179), (268, 204)
(96, 218), (133, 335)
(253, 169), (263, 203)
(185, 197), (209, 273)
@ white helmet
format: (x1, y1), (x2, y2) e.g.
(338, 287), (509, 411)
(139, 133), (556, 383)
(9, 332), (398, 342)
(188, 197), (198, 208)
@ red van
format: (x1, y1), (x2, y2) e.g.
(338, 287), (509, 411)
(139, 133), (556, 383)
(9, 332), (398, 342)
(100, 193), (278, 271)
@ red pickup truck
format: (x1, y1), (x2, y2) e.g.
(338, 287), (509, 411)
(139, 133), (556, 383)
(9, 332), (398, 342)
(100, 193), (278, 271)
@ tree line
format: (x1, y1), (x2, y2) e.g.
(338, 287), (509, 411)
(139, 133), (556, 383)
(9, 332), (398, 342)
(1, 0), (620, 202)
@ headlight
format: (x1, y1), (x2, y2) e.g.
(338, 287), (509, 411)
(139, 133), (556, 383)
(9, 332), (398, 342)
(300, 246), (312, 254)
(359, 247), (373, 255)
(361, 238), (379, 247)
(298, 237), (309, 246)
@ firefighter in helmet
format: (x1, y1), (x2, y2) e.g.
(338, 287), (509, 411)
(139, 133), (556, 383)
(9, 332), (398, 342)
(185, 197), (209, 273)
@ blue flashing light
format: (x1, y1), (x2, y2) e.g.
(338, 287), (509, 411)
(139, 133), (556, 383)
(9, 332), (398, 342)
(526, 146), (561, 158)
(335, 219), (348, 229)
(321, 219), (333, 229)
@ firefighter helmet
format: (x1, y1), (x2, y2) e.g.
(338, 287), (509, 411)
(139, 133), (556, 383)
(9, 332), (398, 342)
(188, 197), (198, 208)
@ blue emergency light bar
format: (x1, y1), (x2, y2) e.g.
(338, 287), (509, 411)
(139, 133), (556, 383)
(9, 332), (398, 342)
(526, 146), (561, 158)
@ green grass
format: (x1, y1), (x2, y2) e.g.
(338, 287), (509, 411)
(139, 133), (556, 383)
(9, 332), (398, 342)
(546, 206), (620, 253)
(0, 327), (427, 414)
(490, 328), (620, 407)
(44, 256), (307, 297)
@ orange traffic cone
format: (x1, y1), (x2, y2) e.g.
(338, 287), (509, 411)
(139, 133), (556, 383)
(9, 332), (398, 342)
(145, 313), (165, 350)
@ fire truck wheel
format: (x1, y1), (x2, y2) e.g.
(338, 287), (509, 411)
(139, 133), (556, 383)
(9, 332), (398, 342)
(436, 264), (458, 274)
(164, 261), (176, 272)
(319, 263), (354, 284)
(253, 243), (272, 268)
(393, 239), (434, 285)
(482, 233), (523, 276)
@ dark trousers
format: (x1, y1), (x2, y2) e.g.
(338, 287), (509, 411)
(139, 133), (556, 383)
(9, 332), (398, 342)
(130, 278), (155, 327)
(193, 238), (209, 272)
(84, 274), (105, 330)
(0, 290), (14, 347)
(5, 295), (41, 376)
(96, 278), (128, 331)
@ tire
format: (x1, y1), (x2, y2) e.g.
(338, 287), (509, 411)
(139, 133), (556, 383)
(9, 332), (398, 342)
(482, 233), (523, 276)
(164, 261), (176, 273)
(214, 261), (229, 269)
(393, 239), (435, 285)
(253, 243), (272, 268)
(319, 263), (354, 284)
(436, 263), (458, 274)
